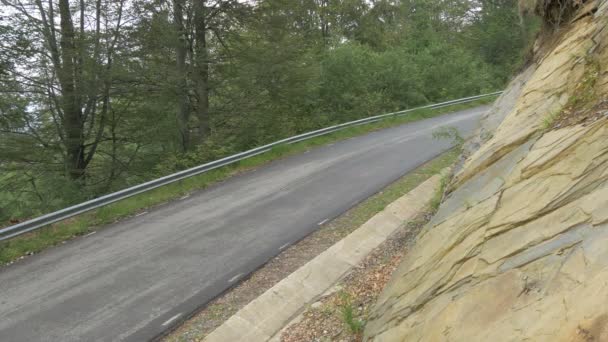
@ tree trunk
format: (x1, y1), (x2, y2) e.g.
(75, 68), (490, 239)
(194, 0), (210, 143)
(173, 0), (191, 151)
(58, 0), (86, 180)
(320, 0), (330, 45)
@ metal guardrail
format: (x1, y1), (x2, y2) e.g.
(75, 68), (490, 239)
(0, 91), (502, 241)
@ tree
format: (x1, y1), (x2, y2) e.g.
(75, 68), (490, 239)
(1, 0), (126, 181)
(465, 0), (540, 83)
(0, 0), (536, 223)
(171, 0), (247, 147)
(173, 0), (191, 151)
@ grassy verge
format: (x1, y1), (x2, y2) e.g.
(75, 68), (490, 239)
(165, 148), (460, 341)
(0, 99), (489, 266)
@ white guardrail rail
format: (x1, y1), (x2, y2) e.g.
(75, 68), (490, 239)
(0, 91), (502, 241)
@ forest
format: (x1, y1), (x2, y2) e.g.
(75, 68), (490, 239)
(0, 0), (538, 224)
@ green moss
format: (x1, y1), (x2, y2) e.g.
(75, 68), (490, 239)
(430, 174), (448, 212)
(567, 58), (600, 110)
(542, 109), (561, 130)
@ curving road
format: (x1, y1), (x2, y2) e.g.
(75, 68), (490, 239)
(0, 106), (488, 342)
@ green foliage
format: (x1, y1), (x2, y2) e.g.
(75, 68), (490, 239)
(319, 44), (386, 118)
(0, 0), (536, 227)
(339, 292), (365, 334)
(466, 0), (541, 82)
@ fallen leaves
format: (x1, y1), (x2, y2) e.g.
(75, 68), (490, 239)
(280, 216), (429, 342)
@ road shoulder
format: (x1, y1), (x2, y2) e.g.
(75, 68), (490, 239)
(204, 171), (443, 342)
(162, 151), (457, 342)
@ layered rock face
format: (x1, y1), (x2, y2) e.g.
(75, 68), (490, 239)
(365, 1), (608, 341)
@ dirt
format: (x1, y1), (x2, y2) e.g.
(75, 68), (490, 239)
(552, 97), (608, 129)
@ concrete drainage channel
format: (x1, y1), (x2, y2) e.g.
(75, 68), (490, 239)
(201, 170), (446, 342)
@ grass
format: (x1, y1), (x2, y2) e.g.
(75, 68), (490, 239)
(334, 149), (460, 231)
(430, 174), (448, 211)
(0, 99), (491, 266)
(339, 292), (365, 334)
(542, 58), (601, 131)
(542, 109), (561, 130)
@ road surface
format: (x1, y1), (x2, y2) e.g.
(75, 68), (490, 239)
(0, 106), (488, 342)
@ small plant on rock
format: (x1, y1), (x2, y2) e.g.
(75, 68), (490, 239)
(430, 175), (448, 211)
(541, 108), (564, 130)
(339, 292), (365, 334)
(432, 126), (464, 146)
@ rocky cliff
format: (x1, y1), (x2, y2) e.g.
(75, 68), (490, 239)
(365, 1), (608, 341)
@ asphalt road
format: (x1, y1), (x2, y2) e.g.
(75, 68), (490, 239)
(0, 106), (488, 342)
